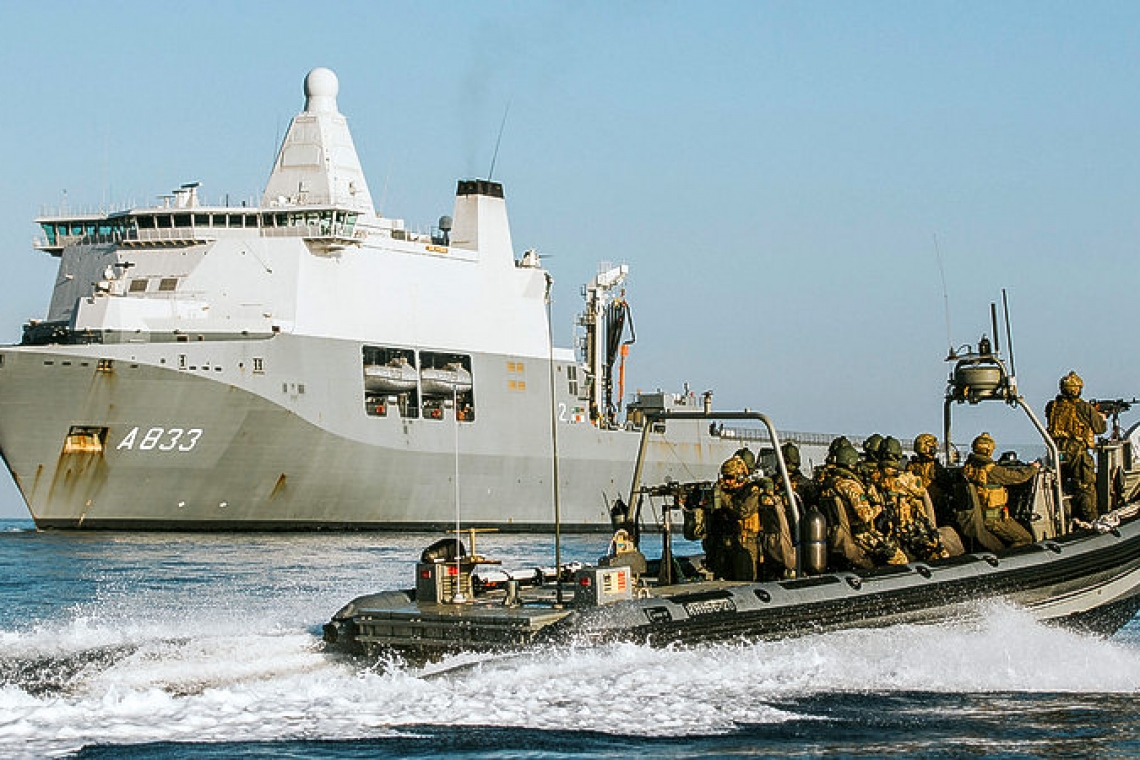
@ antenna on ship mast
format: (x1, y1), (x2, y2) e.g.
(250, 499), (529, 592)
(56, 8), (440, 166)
(487, 100), (512, 181)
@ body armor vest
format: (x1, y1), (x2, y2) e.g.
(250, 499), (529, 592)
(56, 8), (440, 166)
(962, 460), (1008, 509)
(1048, 397), (1096, 448)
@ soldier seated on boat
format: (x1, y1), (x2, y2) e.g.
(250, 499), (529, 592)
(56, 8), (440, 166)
(821, 443), (907, 567)
(908, 433), (956, 527)
(781, 441), (819, 510)
(961, 432), (1037, 548)
(877, 450), (950, 561)
(756, 475), (797, 580)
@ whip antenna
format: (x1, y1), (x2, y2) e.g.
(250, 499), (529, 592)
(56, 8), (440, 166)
(488, 99), (512, 181)
(1002, 288), (1017, 379)
(933, 233), (953, 356)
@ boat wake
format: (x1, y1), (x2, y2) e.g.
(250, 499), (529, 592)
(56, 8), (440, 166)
(2, 601), (1139, 755)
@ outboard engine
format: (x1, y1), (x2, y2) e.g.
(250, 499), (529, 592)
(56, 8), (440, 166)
(801, 508), (828, 575)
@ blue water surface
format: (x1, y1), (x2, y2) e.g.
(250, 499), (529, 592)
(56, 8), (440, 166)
(2, 518), (1140, 758)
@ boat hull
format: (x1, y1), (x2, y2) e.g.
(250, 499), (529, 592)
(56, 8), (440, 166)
(324, 514), (1140, 662)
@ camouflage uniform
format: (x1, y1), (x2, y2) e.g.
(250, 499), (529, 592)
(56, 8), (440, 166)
(823, 448), (907, 566)
(879, 460), (949, 561)
(1045, 372), (1106, 521)
(907, 433), (955, 526)
(961, 433), (1035, 548)
(710, 456), (761, 581)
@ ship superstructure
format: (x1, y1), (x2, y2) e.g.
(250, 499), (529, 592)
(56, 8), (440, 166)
(0, 68), (811, 530)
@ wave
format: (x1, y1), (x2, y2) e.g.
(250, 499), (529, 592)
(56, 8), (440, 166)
(1, 601), (1138, 755)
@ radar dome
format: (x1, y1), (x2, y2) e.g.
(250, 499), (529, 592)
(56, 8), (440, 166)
(304, 67), (339, 113)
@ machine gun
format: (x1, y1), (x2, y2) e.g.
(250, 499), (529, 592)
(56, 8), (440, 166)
(1089, 398), (1140, 441)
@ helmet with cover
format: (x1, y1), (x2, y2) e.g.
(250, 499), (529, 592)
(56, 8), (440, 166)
(733, 447), (756, 473)
(971, 432), (995, 457)
(914, 433), (938, 457)
(720, 456), (750, 483)
(1060, 371), (1083, 398)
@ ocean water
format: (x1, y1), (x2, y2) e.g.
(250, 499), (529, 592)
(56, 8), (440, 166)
(2, 519), (1140, 758)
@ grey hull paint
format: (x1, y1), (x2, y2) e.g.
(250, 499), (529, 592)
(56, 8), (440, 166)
(0, 336), (737, 530)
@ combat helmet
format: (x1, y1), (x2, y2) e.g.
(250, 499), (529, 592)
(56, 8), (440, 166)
(880, 436), (903, 462)
(833, 444), (859, 469)
(913, 433), (938, 457)
(733, 447), (756, 473)
(1060, 371), (1083, 398)
(971, 432), (995, 457)
(781, 441), (802, 469)
(862, 433), (884, 459)
(720, 456), (749, 483)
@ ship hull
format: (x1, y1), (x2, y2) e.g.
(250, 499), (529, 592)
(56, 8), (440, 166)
(0, 337), (754, 530)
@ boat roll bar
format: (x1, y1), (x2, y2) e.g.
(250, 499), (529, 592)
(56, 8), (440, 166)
(944, 338), (1067, 535)
(627, 408), (802, 575)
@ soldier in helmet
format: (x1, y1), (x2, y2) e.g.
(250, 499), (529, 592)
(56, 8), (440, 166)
(781, 441), (818, 509)
(821, 443), (908, 566)
(1046, 371), (1107, 522)
(878, 451), (950, 561)
(907, 433), (955, 525)
(961, 432), (1036, 548)
(733, 447), (757, 476)
(710, 456), (762, 581)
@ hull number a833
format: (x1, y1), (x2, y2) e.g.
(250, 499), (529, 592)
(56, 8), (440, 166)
(115, 426), (204, 452)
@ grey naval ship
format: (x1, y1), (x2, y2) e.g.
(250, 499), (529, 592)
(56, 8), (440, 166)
(0, 68), (825, 530)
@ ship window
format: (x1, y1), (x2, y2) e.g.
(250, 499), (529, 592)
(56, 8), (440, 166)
(229, 214), (243, 228)
(194, 214), (210, 226)
(253, 357), (264, 373)
(173, 214), (191, 228)
(420, 351), (475, 422)
(138, 215), (156, 229)
(158, 278), (178, 292)
(129, 279), (148, 293)
(178, 355), (187, 369)
(157, 215), (173, 229)
(362, 345), (419, 419)
(567, 365), (579, 396)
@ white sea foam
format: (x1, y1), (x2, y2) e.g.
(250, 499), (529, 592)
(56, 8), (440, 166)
(2, 600), (1139, 756)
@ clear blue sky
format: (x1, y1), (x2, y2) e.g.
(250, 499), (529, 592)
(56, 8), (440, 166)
(1, 2), (1139, 518)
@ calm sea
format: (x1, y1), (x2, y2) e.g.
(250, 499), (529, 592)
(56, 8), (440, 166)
(2, 518), (1140, 758)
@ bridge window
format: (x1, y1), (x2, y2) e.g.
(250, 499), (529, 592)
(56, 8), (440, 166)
(129, 279), (148, 294)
